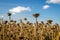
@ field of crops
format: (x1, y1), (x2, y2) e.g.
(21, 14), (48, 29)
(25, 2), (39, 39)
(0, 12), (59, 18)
(0, 13), (60, 40)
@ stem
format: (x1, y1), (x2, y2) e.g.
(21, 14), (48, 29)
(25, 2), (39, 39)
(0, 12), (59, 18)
(2, 18), (3, 23)
(36, 18), (37, 24)
(36, 18), (38, 26)
(0, 19), (1, 24)
(9, 16), (11, 21)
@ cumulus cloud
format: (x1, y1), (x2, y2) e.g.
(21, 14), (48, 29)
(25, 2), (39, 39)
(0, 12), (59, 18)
(46, 0), (60, 4)
(9, 6), (31, 14)
(43, 5), (50, 9)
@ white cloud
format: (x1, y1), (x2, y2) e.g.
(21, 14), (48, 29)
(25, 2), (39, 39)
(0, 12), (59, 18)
(9, 6), (31, 14)
(46, 0), (60, 4)
(43, 5), (50, 9)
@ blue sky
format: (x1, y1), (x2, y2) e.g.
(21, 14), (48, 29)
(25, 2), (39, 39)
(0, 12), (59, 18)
(0, 0), (60, 24)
